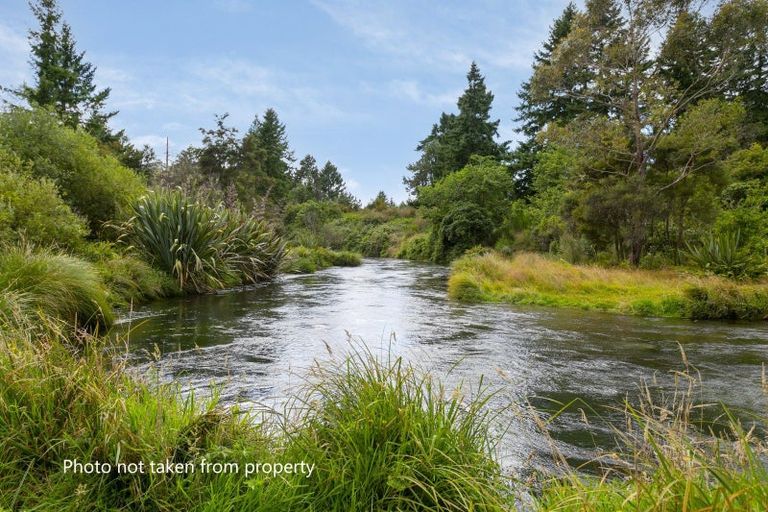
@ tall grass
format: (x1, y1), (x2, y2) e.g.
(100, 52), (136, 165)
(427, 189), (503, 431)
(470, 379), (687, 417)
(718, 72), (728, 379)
(284, 343), (510, 511)
(449, 251), (768, 320)
(282, 245), (363, 274)
(119, 191), (285, 292)
(535, 361), (768, 510)
(0, 329), (511, 510)
(0, 245), (113, 332)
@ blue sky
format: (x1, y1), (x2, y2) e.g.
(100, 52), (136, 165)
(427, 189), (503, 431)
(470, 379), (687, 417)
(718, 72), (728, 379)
(0, 0), (574, 203)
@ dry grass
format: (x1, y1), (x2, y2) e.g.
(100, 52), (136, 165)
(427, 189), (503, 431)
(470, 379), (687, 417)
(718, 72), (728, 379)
(449, 252), (768, 319)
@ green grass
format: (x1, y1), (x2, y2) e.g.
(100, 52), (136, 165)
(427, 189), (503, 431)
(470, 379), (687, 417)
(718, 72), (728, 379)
(534, 367), (768, 511)
(282, 245), (363, 274)
(0, 329), (511, 511)
(285, 343), (510, 510)
(449, 251), (768, 320)
(0, 245), (113, 332)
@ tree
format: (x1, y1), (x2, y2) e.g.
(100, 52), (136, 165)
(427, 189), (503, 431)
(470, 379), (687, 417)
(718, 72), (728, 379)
(367, 191), (394, 211)
(317, 161), (346, 201)
(511, 2), (580, 198)
(198, 113), (240, 188)
(525, 0), (759, 264)
(18, 0), (115, 131)
(404, 62), (507, 194)
(240, 108), (294, 203)
(419, 157), (514, 261)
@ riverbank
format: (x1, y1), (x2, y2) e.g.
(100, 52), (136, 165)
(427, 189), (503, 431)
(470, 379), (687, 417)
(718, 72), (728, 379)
(449, 251), (768, 320)
(0, 327), (509, 511)
(3, 323), (767, 510)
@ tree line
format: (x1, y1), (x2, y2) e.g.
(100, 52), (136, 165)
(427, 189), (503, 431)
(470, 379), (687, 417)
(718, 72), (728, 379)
(405, 0), (768, 271)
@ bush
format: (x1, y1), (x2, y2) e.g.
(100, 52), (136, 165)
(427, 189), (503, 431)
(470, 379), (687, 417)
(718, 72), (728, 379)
(685, 282), (768, 320)
(119, 191), (285, 292)
(282, 246), (362, 273)
(0, 246), (113, 332)
(397, 233), (431, 261)
(0, 148), (88, 249)
(419, 157), (513, 262)
(93, 251), (179, 307)
(0, 108), (145, 233)
(685, 230), (766, 280)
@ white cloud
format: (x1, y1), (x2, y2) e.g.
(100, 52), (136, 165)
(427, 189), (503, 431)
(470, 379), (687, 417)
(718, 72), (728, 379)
(385, 80), (459, 107)
(0, 23), (29, 92)
(311, 0), (547, 72)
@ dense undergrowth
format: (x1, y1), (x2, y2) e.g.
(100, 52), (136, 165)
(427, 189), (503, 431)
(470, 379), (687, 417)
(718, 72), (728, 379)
(449, 251), (768, 320)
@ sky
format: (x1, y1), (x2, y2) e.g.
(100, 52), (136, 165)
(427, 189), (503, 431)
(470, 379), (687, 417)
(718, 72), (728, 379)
(0, 0), (575, 203)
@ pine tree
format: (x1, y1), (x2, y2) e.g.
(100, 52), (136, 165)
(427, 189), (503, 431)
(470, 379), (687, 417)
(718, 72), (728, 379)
(404, 62), (507, 194)
(317, 161), (346, 200)
(511, 2), (579, 198)
(240, 108), (294, 202)
(19, 0), (115, 129)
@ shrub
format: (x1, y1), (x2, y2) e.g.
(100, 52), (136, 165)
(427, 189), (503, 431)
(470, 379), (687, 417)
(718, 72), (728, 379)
(397, 233), (431, 261)
(282, 246), (362, 273)
(0, 246), (113, 332)
(685, 230), (766, 279)
(95, 253), (179, 307)
(685, 282), (768, 320)
(419, 157), (513, 262)
(0, 107), (146, 232)
(119, 191), (285, 292)
(0, 148), (88, 249)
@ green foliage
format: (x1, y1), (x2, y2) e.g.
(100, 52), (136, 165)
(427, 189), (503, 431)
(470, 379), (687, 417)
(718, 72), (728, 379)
(405, 62), (508, 193)
(0, 147), (88, 249)
(448, 250), (768, 320)
(0, 245), (113, 332)
(0, 332), (511, 511)
(91, 249), (179, 307)
(287, 344), (510, 511)
(119, 191), (285, 293)
(282, 246), (362, 274)
(685, 230), (766, 280)
(0, 107), (146, 233)
(685, 281), (768, 320)
(419, 157), (513, 262)
(18, 0), (114, 131)
(396, 233), (431, 261)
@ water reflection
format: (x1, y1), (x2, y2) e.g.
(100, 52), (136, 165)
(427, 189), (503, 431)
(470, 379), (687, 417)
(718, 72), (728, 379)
(117, 259), (768, 475)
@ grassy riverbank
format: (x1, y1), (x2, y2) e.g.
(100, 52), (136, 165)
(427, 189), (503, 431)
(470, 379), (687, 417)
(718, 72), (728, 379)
(3, 325), (767, 510)
(281, 245), (363, 273)
(0, 328), (509, 511)
(449, 252), (768, 320)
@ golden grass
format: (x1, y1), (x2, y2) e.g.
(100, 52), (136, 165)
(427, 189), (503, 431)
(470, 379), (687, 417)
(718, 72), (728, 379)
(449, 252), (768, 319)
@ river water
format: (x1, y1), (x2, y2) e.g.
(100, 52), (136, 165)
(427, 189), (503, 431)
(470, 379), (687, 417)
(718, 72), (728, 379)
(118, 259), (768, 475)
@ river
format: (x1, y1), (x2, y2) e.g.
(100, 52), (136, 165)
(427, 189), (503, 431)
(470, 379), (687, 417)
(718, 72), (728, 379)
(117, 258), (768, 475)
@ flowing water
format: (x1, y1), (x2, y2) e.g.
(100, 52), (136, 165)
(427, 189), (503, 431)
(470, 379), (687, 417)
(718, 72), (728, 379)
(118, 259), (768, 475)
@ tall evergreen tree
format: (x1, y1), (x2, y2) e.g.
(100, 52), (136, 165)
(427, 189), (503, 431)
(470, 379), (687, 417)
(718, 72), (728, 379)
(511, 2), (579, 198)
(19, 0), (115, 130)
(317, 161), (346, 200)
(240, 108), (294, 202)
(404, 62), (507, 194)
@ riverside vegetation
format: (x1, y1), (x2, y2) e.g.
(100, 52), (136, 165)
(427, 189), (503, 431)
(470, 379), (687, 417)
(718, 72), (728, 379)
(1, 0), (768, 509)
